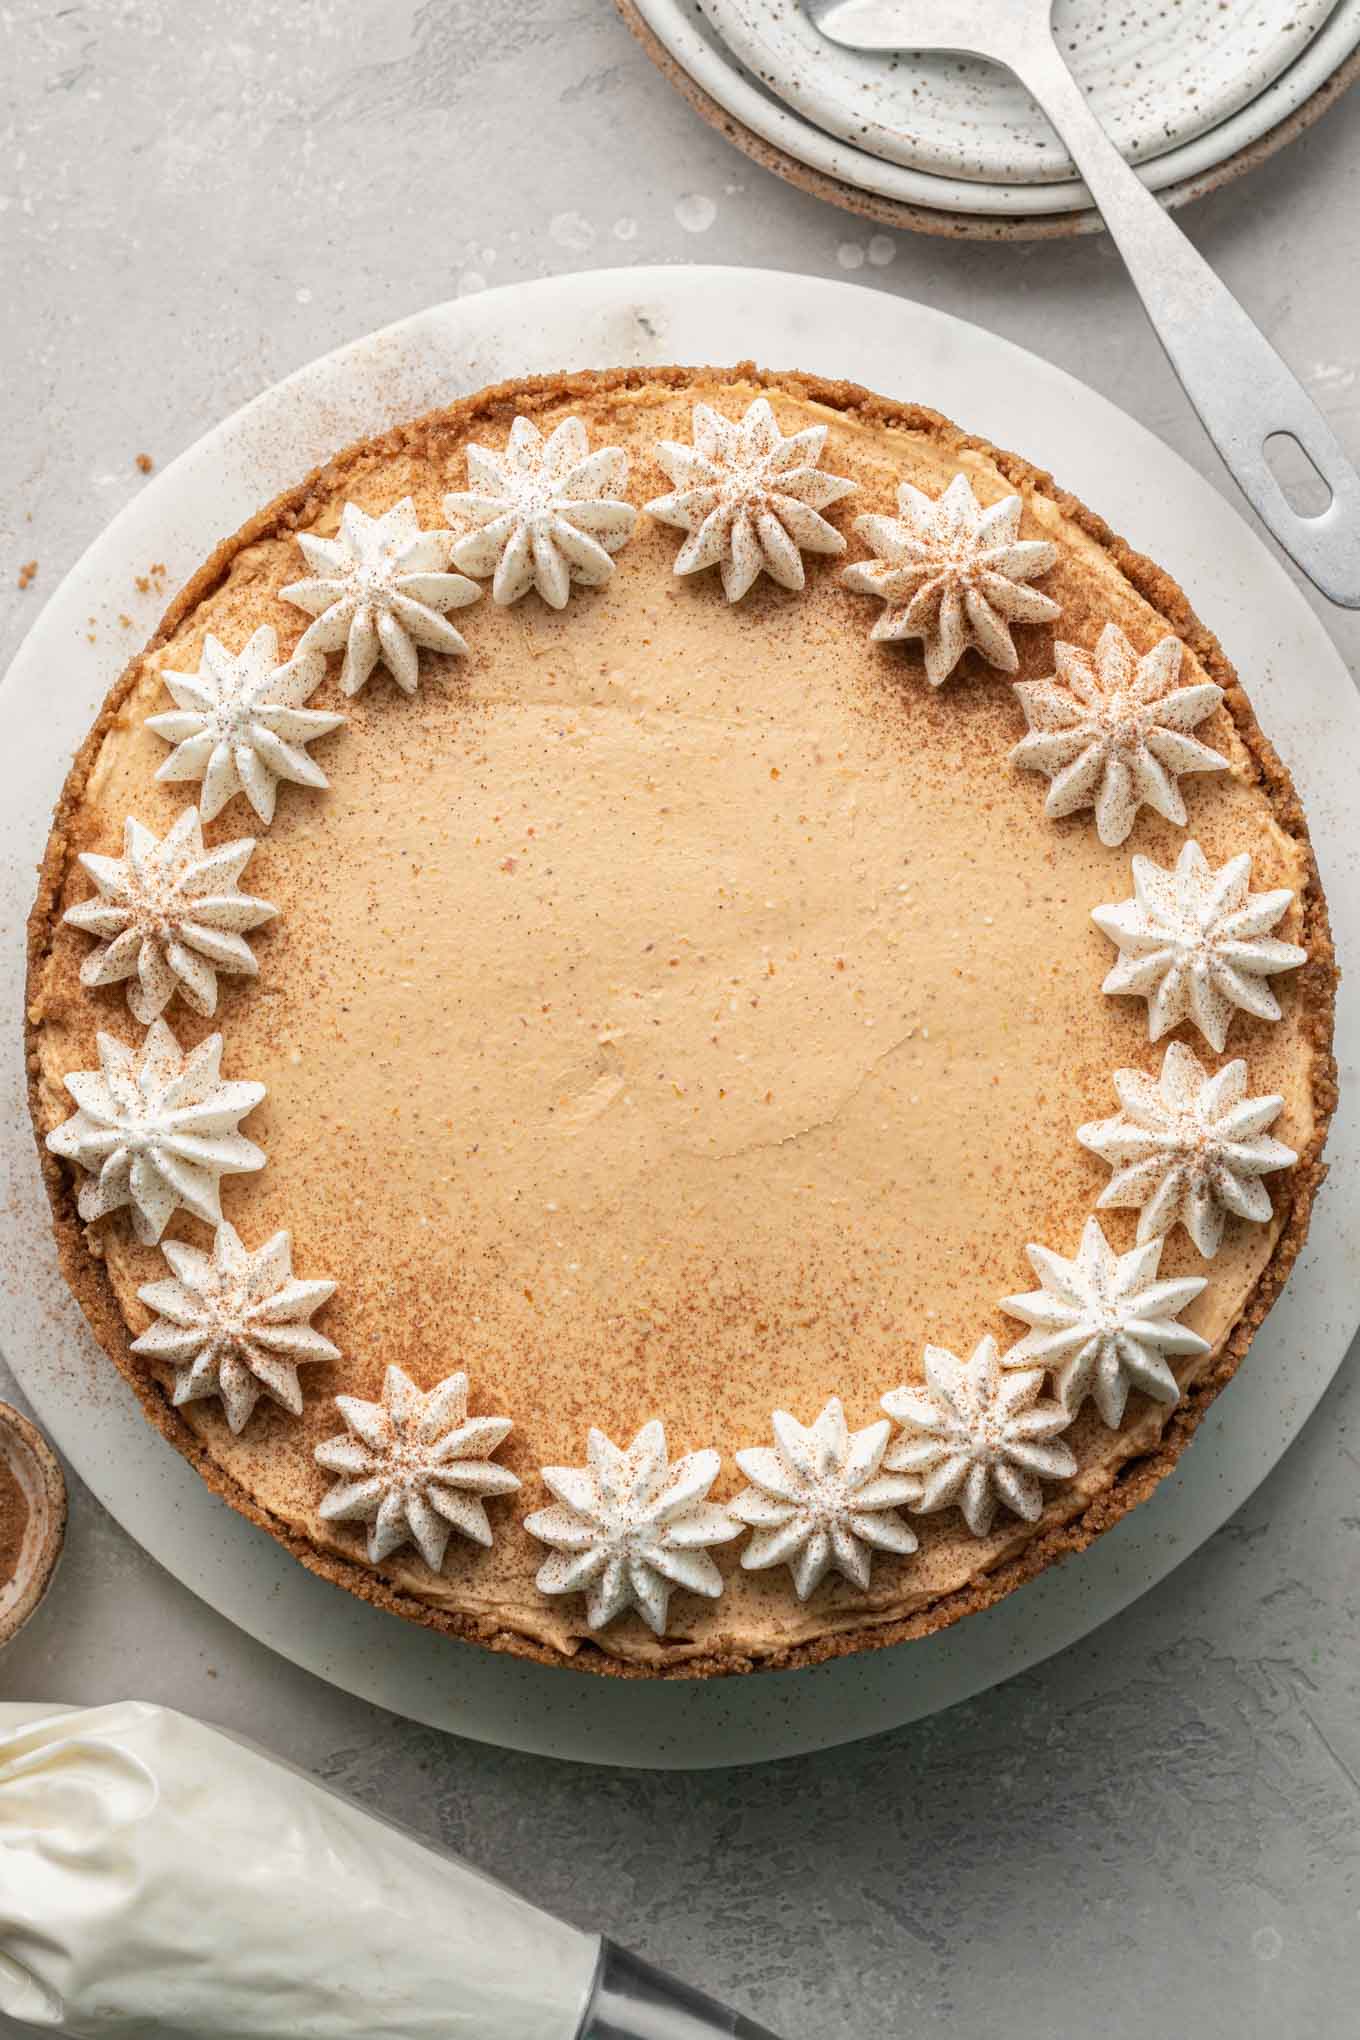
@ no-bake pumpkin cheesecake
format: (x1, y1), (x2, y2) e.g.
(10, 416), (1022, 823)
(27, 366), (1336, 1674)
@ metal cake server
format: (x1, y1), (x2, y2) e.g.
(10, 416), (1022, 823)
(805, 0), (1360, 607)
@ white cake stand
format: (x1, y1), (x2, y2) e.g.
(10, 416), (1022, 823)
(1, 268), (1355, 1769)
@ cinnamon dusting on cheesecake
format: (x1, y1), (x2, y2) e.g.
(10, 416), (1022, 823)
(25, 366), (1337, 1677)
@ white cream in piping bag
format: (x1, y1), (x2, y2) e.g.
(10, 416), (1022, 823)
(0, 1702), (597, 2040)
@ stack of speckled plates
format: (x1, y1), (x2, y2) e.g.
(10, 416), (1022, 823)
(618, 0), (1360, 237)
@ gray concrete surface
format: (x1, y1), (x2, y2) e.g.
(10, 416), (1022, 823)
(2, 5), (1359, 2035)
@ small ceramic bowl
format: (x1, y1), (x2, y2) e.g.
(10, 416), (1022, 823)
(0, 1401), (67, 1648)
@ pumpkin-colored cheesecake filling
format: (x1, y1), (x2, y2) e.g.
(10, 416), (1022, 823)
(28, 377), (1328, 1668)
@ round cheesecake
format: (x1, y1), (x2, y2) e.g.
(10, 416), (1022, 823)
(27, 366), (1336, 1674)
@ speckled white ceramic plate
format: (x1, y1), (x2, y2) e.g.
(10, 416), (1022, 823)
(702, 0), (1337, 184)
(1, 268), (1356, 1768)
(637, 0), (1360, 216)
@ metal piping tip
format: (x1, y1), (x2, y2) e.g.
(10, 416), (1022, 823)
(578, 1941), (786, 2040)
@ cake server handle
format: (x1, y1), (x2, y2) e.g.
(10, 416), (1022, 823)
(577, 1942), (785, 2039)
(1005, 29), (1360, 607)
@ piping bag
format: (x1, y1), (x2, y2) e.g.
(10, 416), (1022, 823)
(0, 1702), (781, 2040)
